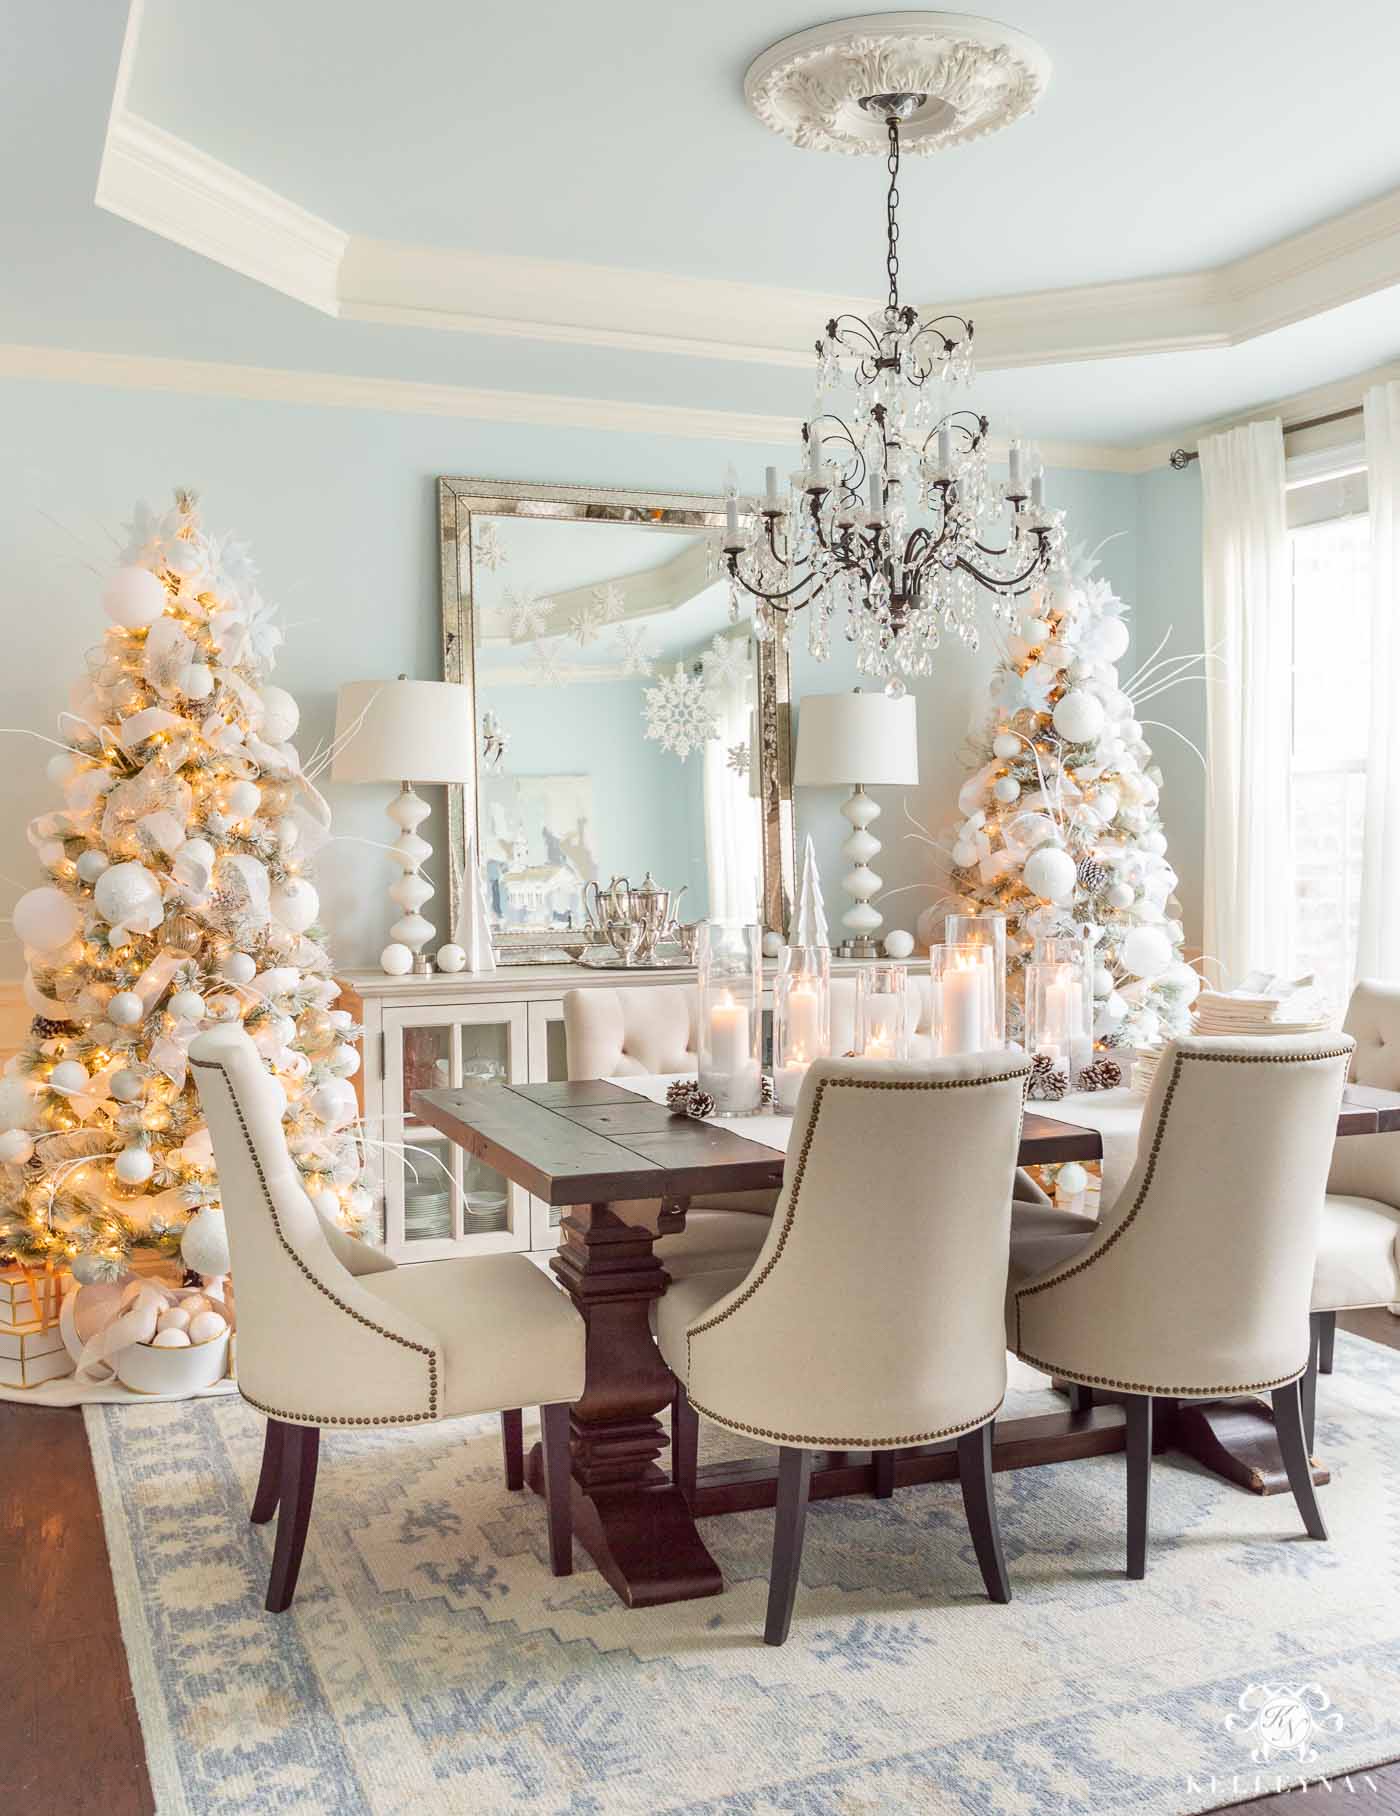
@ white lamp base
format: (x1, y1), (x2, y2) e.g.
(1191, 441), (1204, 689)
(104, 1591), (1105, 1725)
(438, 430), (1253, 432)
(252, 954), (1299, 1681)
(837, 784), (883, 959)
(386, 782), (435, 974)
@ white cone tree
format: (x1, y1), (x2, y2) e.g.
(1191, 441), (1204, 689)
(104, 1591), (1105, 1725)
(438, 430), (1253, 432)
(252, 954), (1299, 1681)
(0, 492), (370, 1282)
(945, 546), (1200, 1052)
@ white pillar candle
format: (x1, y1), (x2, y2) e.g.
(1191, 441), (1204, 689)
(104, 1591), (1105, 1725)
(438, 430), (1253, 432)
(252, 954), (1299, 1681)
(1043, 977), (1074, 1068)
(1008, 439), (1024, 493)
(725, 496), (739, 540)
(807, 430), (822, 483)
(709, 990), (750, 1074)
(766, 465), (779, 507)
(937, 424), (952, 469)
(942, 963), (985, 1054)
(785, 983), (821, 1062)
(775, 1064), (807, 1111)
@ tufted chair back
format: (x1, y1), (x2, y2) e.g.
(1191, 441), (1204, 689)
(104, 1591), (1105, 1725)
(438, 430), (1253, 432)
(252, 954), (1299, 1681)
(563, 985), (699, 1078)
(1325, 981), (1400, 1206)
(190, 1025), (441, 1426)
(1011, 1033), (1353, 1394)
(681, 1052), (1032, 1448)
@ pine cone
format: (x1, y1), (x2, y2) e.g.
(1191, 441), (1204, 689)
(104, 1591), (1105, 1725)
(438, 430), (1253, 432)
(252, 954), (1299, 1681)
(666, 1080), (699, 1114)
(30, 1015), (72, 1039)
(1078, 1056), (1123, 1093)
(760, 1074), (776, 1108)
(1028, 1053), (1070, 1101)
(687, 1090), (717, 1120)
(1076, 857), (1112, 894)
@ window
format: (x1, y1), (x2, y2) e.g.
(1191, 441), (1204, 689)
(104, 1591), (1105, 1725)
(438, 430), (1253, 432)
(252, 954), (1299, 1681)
(1288, 454), (1369, 1009)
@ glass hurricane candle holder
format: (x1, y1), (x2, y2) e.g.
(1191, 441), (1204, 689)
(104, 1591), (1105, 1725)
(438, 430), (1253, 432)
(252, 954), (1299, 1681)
(855, 962), (910, 1061)
(1026, 951), (1093, 1089)
(929, 943), (996, 1055)
(945, 912), (1007, 1049)
(1032, 935), (1094, 1085)
(697, 921), (762, 1115)
(774, 944), (830, 1111)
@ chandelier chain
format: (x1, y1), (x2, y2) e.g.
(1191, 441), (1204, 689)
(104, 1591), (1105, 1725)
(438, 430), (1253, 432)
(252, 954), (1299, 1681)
(885, 115), (901, 311)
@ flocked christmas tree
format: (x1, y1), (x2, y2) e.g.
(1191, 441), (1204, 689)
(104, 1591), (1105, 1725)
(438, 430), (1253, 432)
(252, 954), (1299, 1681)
(940, 544), (1202, 1058)
(0, 491), (369, 1284)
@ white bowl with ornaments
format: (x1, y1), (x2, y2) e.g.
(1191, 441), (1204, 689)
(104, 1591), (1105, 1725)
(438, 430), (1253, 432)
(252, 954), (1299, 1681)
(113, 1293), (233, 1396)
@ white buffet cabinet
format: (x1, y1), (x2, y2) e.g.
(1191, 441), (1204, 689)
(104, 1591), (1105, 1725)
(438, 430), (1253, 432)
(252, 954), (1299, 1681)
(337, 960), (868, 1263)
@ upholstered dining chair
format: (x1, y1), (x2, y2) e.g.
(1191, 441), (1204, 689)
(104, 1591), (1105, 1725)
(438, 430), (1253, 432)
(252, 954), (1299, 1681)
(1307, 981), (1400, 1442)
(656, 1051), (1033, 1645)
(1006, 1032), (1353, 1578)
(190, 1024), (585, 1613)
(563, 985), (778, 1279)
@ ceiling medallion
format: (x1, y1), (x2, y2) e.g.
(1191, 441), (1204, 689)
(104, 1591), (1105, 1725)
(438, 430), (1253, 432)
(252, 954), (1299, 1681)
(744, 11), (1052, 156)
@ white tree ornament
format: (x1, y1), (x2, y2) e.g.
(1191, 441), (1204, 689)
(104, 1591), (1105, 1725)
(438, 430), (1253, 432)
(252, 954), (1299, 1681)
(642, 663), (721, 761)
(792, 835), (830, 948)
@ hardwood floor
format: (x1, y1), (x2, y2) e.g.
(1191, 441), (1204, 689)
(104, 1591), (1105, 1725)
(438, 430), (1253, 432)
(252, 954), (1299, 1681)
(2, 1312), (1397, 1816)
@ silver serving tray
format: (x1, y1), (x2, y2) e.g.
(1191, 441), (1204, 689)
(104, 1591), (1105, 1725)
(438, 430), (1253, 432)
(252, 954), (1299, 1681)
(576, 947), (695, 971)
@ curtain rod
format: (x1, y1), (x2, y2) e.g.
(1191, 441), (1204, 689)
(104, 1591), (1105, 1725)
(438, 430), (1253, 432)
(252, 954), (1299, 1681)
(1168, 405), (1363, 470)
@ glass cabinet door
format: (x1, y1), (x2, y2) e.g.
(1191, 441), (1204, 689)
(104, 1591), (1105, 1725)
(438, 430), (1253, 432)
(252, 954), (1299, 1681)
(383, 1002), (529, 1261)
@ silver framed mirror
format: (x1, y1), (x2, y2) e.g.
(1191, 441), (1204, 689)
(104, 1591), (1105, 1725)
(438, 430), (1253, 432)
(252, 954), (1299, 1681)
(438, 476), (795, 959)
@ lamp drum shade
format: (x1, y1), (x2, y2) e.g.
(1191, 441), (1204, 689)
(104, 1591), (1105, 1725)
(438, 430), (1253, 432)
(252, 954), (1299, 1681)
(331, 680), (476, 785)
(793, 690), (919, 787)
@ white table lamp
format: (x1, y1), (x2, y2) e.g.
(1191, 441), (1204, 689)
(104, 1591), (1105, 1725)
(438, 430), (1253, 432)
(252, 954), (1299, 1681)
(332, 677), (476, 974)
(793, 689), (919, 958)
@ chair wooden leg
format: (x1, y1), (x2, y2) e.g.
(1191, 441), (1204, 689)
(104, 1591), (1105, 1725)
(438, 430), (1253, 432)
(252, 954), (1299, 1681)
(956, 1421), (1011, 1604)
(539, 1401), (574, 1577)
(1068, 1383), (1095, 1414)
(266, 1425), (319, 1614)
(872, 1448), (897, 1499)
(1317, 1309), (1336, 1375)
(1124, 1394), (1153, 1580)
(1303, 1315), (1323, 1453)
(501, 1408), (524, 1491)
(764, 1446), (813, 1647)
(250, 1419), (285, 1525)
(671, 1382), (699, 1505)
(1272, 1380), (1328, 1542)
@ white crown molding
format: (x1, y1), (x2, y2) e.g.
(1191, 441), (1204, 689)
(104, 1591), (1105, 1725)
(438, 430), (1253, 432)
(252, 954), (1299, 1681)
(0, 340), (1141, 471)
(96, 2), (346, 316)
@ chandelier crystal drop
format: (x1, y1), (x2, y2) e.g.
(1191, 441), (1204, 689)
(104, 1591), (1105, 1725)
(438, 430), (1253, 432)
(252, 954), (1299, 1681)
(722, 98), (1065, 695)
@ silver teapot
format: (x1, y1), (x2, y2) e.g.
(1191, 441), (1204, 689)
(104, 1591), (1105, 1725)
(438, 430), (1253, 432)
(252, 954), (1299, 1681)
(584, 872), (687, 964)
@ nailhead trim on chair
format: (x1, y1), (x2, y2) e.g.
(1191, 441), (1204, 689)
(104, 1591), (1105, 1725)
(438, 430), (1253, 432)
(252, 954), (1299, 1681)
(1013, 1043), (1350, 1395)
(685, 1065), (1032, 1449)
(192, 1057), (439, 1425)
(685, 1394), (1006, 1450)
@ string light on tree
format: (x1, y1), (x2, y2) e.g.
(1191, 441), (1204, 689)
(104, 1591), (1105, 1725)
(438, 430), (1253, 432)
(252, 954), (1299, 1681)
(0, 490), (371, 1279)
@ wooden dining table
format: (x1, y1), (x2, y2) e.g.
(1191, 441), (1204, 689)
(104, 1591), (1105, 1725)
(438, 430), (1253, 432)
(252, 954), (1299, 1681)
(413, 1075), (1400, 1609)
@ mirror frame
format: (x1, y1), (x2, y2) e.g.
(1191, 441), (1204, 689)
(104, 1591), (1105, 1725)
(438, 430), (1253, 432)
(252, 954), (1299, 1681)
(437, 475), (795, 956)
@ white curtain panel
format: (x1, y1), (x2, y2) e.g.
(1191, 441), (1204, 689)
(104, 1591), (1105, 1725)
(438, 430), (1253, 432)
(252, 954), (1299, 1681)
(1199, 419), (1293, 985)
(1359, 381), (1400, 979)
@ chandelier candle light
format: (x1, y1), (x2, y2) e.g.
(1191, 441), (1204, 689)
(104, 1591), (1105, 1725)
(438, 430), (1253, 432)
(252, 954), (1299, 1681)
(697, 922), (763, 1115)
(725, 27), (1062, 693)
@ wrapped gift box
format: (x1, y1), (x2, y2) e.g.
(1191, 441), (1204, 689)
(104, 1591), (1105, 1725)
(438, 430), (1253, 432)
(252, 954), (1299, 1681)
(0, 1264), (65, 1332)
(0, 1319), (73, 1388)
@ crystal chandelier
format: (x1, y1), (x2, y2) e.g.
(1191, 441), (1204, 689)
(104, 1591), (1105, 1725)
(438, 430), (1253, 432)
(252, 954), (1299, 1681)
(722, 95), (1065, 696)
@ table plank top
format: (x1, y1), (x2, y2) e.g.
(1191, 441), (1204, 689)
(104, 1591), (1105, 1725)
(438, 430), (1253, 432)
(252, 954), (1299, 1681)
(413, 1080), (1104, 1202)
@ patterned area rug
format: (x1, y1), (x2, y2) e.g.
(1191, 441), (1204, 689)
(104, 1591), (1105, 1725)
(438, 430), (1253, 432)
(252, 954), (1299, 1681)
(87, 1340), (1400, 1814)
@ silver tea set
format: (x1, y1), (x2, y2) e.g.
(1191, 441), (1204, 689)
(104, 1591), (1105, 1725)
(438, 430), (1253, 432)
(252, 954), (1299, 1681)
(582, 872), (696, 967)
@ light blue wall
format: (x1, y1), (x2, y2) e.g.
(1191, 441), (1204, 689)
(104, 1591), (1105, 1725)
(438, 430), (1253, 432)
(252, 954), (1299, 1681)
(1135, 463), (1206, 949)
(0, 374), (1149, 967)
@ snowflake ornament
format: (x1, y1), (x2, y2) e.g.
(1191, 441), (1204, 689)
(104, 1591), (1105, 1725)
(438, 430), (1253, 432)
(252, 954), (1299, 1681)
(527, 638), (574, 687)
(506, 589), (553, 641)
(593, 581), (626, 624)
(726, 741), (752, 778)
(614, 624), (655, 677)
(567, 604), (606, 647)
(642, 663), (720, 761)
(472, 522), (507, 571)
(700, 632), (751, 691)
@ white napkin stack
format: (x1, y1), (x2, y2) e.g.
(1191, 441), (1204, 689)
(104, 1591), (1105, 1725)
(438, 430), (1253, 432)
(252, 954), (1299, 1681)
(1193, 970), (1331, 1037)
